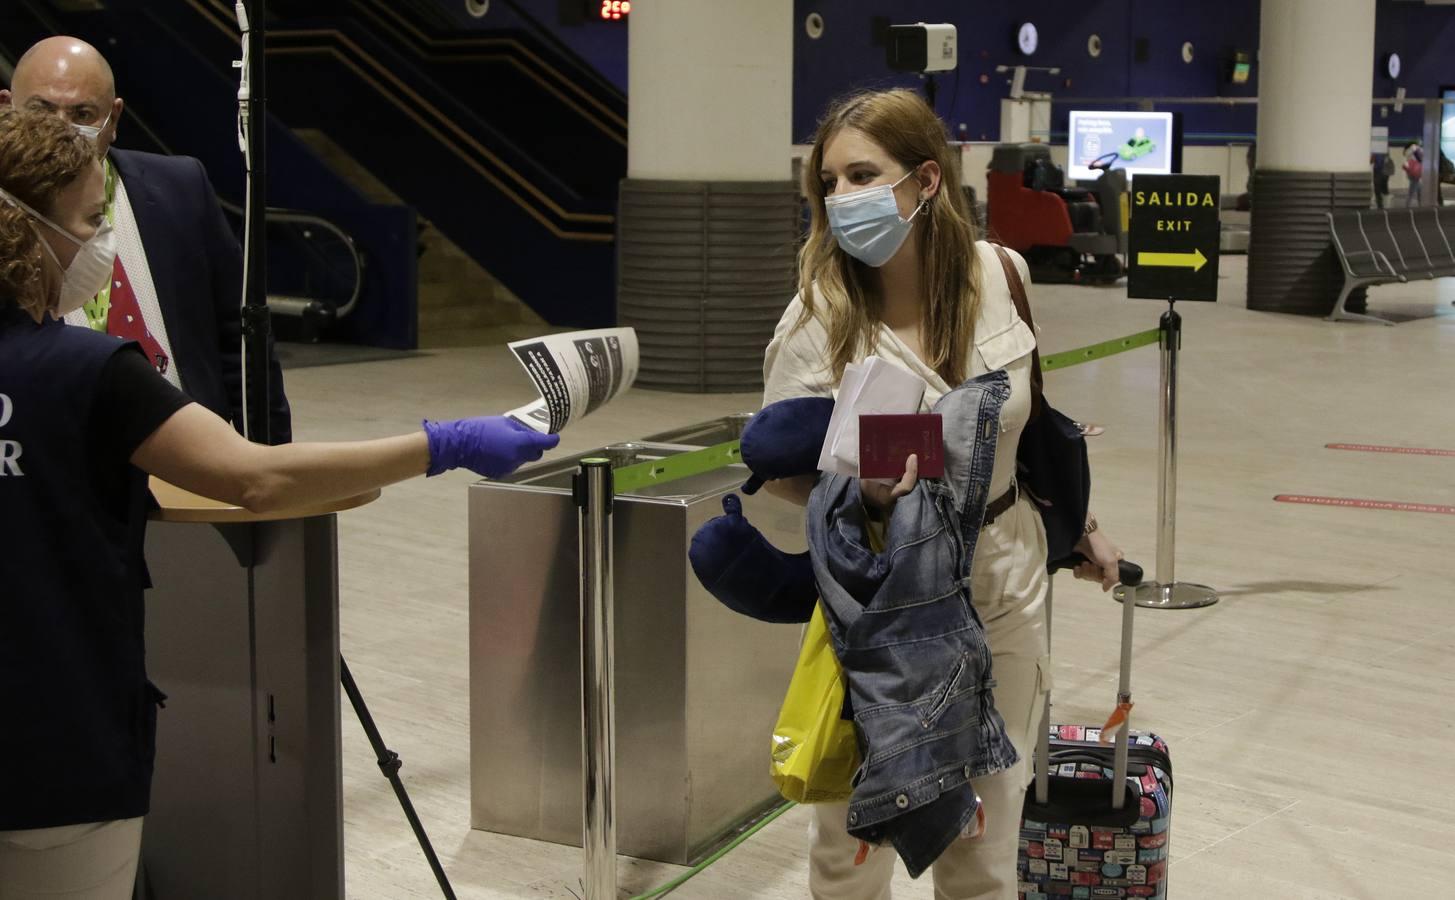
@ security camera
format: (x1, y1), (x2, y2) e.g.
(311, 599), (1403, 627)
(887, 23), (957, 74)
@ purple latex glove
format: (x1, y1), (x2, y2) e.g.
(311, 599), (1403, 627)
(422, 416), (560, 478)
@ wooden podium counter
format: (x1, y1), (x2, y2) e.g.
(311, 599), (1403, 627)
(141, 479), (378, 900)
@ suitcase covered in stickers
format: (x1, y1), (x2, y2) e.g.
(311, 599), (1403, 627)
(1018, 725), (1173, 898)
(1017, 564), (1174, 899)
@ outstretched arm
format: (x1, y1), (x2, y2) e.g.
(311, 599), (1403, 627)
(132, 404), (556, 513)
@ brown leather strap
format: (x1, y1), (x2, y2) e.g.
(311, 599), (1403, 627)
(991, 244), (1043, 420)
(981, 482), (1019, 529)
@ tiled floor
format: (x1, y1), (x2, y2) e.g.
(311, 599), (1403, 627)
(278, 254), (1455, 898)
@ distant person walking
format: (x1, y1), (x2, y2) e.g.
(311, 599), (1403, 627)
(1372, 153), (1393, 209)
(1403, 139), (1424, 207)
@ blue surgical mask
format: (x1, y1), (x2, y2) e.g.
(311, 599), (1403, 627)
(824, 169), (926, 267)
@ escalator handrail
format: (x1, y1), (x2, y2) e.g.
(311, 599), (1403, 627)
(380, 0), (625, 111)
(444, 0), (624, 106)
(220, 198), (365, 320)
(274, 24), (603, 208)
(184, 0), (616, 236)
(353, 0), (626, 143)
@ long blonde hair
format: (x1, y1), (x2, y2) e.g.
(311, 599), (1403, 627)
(796, 89), (982, 385)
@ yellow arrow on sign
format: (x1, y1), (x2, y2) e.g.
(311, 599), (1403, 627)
(1137, 248), (1208, 272)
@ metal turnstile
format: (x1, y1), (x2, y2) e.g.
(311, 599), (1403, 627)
(468, 415), (802, 865)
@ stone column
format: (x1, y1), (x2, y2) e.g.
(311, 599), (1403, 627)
(618, 0), (797, 392)
(1248, 0), (1376, 315)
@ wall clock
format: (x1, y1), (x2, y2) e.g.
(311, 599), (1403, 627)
(1018, 22), (1038, 56)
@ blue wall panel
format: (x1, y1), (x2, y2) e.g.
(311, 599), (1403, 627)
(790, 0), (1261, 143)
(432, 1), (1453, 150)
(1373, 0), (1455, 143)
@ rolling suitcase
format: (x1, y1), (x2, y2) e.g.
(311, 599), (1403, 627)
(1018, 567), (1174, 899)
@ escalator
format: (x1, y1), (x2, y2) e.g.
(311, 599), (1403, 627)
(2, 0), (624, 333)
(336, 0), (626, 208)
(159, 0), (621, 327)
(219, 199), (367, 343)
(0, 0), (416, 348)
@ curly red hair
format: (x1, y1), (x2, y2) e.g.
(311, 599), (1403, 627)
(0, 105), (99, 320)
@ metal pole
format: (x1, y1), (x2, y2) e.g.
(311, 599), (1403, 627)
(1421, 99), (1440, 208)
(574, 459), (617, 899)
(1115, 304), (1218, 609)
(1034, 577), (1052, 806)
(241, 0), (272, 445)
(1110, 578), (1135, 810)
(1155, 306), (1178, 587)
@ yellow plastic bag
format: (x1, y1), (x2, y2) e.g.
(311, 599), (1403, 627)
(770, 604), (860, 804)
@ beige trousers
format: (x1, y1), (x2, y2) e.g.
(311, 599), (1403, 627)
(0, 818), (143, 900)
(809, 498), (1051, 900)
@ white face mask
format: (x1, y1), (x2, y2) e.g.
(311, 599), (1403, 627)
(72, 109), (113, 143)
(824, 169), (927, 267)
(0, 185), (117, 316)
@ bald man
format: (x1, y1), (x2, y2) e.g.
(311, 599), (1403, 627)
(1, 36), (291, 443)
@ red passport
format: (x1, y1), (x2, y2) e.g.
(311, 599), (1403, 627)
(858, 414), (945, 479)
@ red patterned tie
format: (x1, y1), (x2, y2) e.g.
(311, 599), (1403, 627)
(105, 258), (170, 375)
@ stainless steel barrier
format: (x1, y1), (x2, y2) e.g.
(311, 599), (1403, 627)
(574, 459), (617, 898)
(1114, 308), (1219, 609)
(468, 416), (802, 866)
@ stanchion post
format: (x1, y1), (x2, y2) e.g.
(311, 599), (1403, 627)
(1034, 577), (1052, 806)
(574, 460), (617, 899)
(1155, 306), (1179, 587)
(1115, 303), (1218, 609)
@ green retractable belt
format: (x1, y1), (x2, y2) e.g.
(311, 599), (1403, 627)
(605, 330), (1157, 493)
(1040, 328), (1161, 372)
(611, 440), (744, 495)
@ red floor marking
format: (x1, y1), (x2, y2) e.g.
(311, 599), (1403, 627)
(1325, 443), (1455, 457)
(1274, 495), (1455, 515)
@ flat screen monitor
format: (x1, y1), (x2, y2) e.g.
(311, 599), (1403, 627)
(1067, 110), (1176, 181)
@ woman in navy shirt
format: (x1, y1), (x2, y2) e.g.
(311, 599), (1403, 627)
(0, 106), (556, 899)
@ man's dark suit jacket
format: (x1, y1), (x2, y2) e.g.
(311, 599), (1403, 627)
(110, 147), (291, 443)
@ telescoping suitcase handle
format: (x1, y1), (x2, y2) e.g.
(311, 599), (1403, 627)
(1033, 555), (1144, 811)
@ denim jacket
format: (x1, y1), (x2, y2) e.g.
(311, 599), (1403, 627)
(805, 369), (1020, 878)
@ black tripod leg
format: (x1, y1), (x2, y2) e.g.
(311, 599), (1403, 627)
(340, 656), (458, 900)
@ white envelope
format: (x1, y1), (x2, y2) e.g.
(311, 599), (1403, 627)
(815, 356), (927, 477)
(816, 361), (867, 476)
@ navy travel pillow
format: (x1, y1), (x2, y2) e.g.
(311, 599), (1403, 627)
(739, 397), (835, 495)
(689, 494), (817, 624)
(689, 396), (834, 624)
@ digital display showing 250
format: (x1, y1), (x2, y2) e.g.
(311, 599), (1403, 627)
(599, 0), (630, 20)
